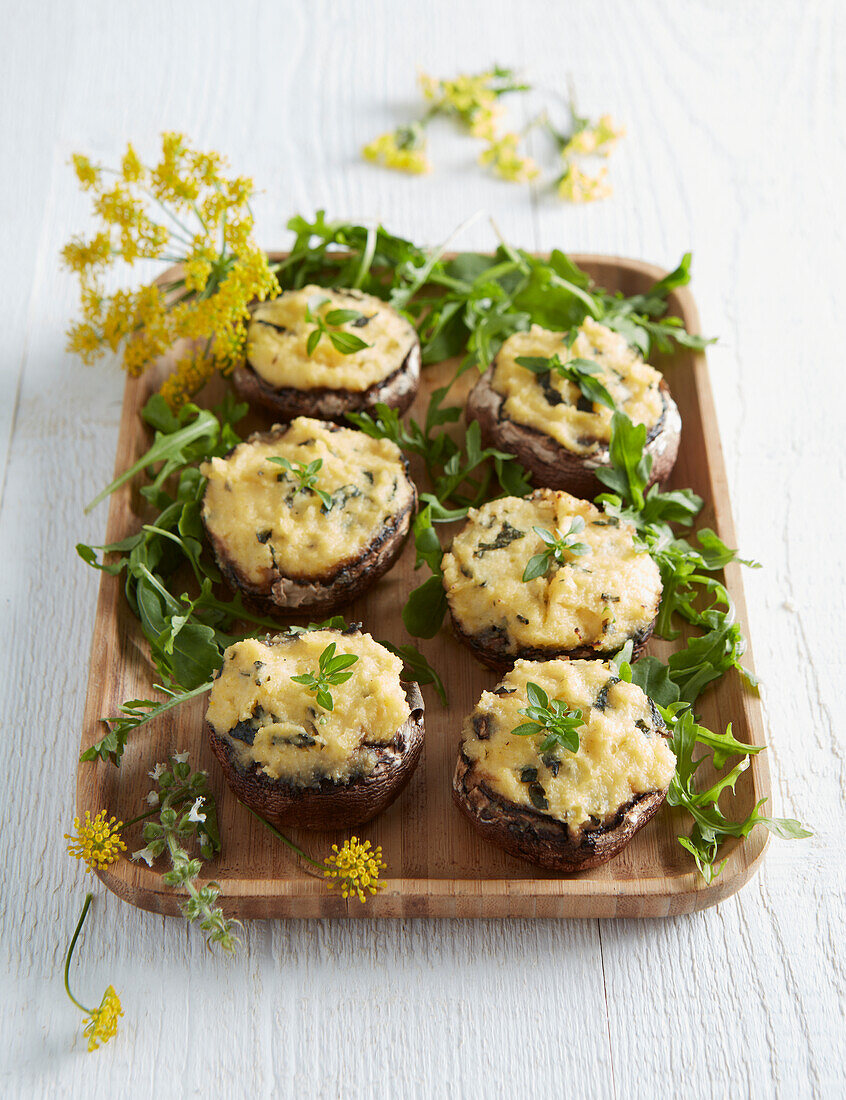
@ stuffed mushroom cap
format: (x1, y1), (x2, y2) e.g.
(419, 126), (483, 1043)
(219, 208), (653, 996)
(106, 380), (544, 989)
(200, 417), (416, 616)
(453, 658), (676, 871)
(206, 629), (425, 829)
(235, 285), (420, 421)
(441, 489), (662, 670)
(466, 318), (680, 498)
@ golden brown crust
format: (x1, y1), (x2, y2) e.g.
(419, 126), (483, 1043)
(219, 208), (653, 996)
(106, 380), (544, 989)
(233, 341), (421, 423)
(465, 372), (681, 500)
(208, 679), (425, 831)
(202, 421), (417, 616)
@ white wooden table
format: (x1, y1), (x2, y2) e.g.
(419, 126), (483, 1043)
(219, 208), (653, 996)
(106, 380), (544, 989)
(1, 2), (844, 1096)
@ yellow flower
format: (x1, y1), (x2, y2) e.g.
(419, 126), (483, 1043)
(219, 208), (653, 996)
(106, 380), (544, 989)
(324, 836), (387, 902)
(71, 154), (99, 190)
(64, 133), (278, 405)
(65, 810), (127, 872)
(563, 115), (625, 159)
(479, 132), (540, 183)
(557, 163), (612, 203)
(82, 986), (123, 1052)
(362, 128), (430, 175)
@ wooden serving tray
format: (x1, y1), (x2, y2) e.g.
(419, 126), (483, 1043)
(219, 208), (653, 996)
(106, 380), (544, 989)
(77, 255), (769, 918)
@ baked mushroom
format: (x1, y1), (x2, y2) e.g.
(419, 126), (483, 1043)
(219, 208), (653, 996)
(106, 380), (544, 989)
(452, 658), (676, 871)
(441, 488), (662, 671)
(206, 628), (425, 830)
(200, 417), (416, 616)
(234, 285), (420, 421)
(466, 318), (681, 499)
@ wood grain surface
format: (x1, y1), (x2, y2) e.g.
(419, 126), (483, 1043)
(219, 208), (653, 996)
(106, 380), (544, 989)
(77, 255), (769, 919)
(2, 1), (844, 1097)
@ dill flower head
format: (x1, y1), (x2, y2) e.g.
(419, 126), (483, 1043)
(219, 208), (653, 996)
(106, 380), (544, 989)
(478, 132), (540, 183)
(563, 115), (625, 159)
(324, 836), (387, 902)
(82, 985), (123, 1052)
(362, 126), (431, 175)
(65, 811), (127, 873)
(557, 163), (612, 204)
(63, 132), (280, 407)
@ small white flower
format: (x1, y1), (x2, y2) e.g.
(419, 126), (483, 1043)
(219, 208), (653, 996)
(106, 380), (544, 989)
(173, 751), (190, 764)
(132, 846), (156, 866)
(188, 797), (206, 823)
(148, 762), (166, 781)
(145, 790), (160, 806)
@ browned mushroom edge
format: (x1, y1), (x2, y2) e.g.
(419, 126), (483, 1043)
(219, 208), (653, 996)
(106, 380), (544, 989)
(452, 698), (670, 871)
(233, 340), (421, 423)
(466, 372), (681, 500)
(202, 421), (417, 617)
(448, 608), (655, 674)
(207, 679), (425, 831)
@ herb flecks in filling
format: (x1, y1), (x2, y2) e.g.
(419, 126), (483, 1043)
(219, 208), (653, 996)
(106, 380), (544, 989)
(492, 319), (665, 455)
(206, 632), (410, 787)
(201, 418), (414, 584)
(461, 659), (676, 828)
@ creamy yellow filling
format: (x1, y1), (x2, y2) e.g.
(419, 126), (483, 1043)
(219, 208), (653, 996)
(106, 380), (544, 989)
(492, 318), (665, 455)
(247, 285), (417, 392)
(461, 659), (676, 828)
(201, 417), (413, 584)
(206, 631), (411, 785)
(442, 490), (661, 654)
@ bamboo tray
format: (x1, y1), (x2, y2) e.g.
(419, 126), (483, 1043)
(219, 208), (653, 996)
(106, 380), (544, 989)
(77, 254), (769, 918)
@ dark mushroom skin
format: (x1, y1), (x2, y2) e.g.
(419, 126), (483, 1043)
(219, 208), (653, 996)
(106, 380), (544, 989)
(466, 371), (680, 500)
(235, 286), (420, 422)
(441, 489), (663, 672)
(451, 660), (675, 872)
(233, 343), (421, 423)
(205, 630), (425, 831)
(452, 753), (667, 871)
(201, 418), (417, 617)
(448, 613), (654, 674)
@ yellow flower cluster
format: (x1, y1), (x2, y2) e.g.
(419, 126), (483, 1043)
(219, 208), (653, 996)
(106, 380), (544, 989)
(82, 985), (123, 1052)
(419, 69), (504, 139)
(478, 132), (540, 184)
(324, 836), (387, 902)
(563, 114), (625, 158)
(557, 163), (613, 204)
(362, 129), (431, 175)
(63, 133), (280, 407)
(65, 810), (127, 873)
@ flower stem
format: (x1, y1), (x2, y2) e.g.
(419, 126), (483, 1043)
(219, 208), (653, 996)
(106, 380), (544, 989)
(64, 893), (95, 1015)
(241, 804), (325, 871)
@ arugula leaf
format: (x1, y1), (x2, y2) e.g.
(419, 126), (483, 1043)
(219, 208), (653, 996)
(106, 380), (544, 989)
(377, 640), (448, 705)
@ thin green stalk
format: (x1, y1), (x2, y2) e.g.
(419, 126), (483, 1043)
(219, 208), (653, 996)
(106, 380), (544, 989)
(242, 804), (324, 872)
(64, 894), (95, 1015)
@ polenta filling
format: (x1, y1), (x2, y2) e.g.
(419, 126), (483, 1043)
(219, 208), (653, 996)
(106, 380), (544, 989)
(442, 490), (661, 654)
(201, 418), (413, 584)
(206, 632), (411, 786)
(247, 285), (417, 392)
(461, 659), (676, 829)
(491, 318), (665, 454)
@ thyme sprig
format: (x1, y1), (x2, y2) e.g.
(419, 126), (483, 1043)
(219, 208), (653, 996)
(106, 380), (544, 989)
(267, 455), (332, 509)
(304, 296), (371, 356)
(522, 518), (590, 582)
(132, 753), (239, 951)
(290, 643), (360, 711)
(515, 353), (616, 411)
(511, 681), (584, 753)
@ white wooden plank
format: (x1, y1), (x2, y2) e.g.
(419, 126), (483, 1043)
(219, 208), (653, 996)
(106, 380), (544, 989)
(1, 1), (844, 1097)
